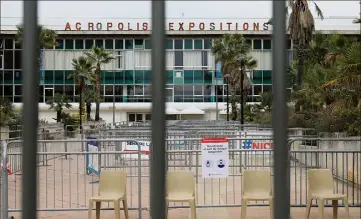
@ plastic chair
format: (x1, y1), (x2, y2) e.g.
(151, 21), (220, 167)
(306, 169), (349, 219)
(241, 169), (273, 219)
(88, 170), (129, 219)
(166, 171), (196, 219)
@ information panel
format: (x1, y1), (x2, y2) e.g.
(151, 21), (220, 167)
(201, 138), (229, 178)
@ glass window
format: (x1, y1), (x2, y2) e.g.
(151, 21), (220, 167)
(201, 51), (208, 67)
(14, 50), (21, 69)
(144, 70), (151, 84)
(134, 39), (144, 49)
(174, 85), (183, 96)
(4, 85), (13, 96)
(125, 39), (133, 49)
(44, 70), (54, 84)
(64, 71), (73, 84)
(114, 71), (124, 84)
(287, 39), (292, 49)
(145, 39), (152, 49)
(14, 71), (22, 84)
(102, 71), (114, 84)
(55, 39), (64, 49)
(184, 39), (193, 50)
(115, 39), (124, 49)
(194, 70), (203, 83)
(134, 70), (144, 84)
(167, 39), (173, 49)
(14, 85), (22, 95)
(128, 114), (136, 122)
(253, 39), (262, 50)
(144, 85), (151, 96)
(174, 51), (183, 67)
(263, 85), (272, 93)
(203, 70), (212, 84)
(263, 39), (272, 50)
(204, 85), (211, 95)
(105, 39), (114, 49)
(104, 85), (113, 95)
(85, 39), (94, 49)
(174, 39), (183, 49)
(4, 71), (13, 84)
(4, 50), (13, 69)
(124, 70), (134, 84)
(65, 39), (74, 49)
(75, 39), (84, 49)
(253, 70), (263, 84)
(203, 39), (212, 49)
(184, 70), (193, 84)
(95, 39), (103, 48)
(184, 85), (193, 95)
(194, 39), (202, 49)
(194, 85), (203, 95)
(254, 85), (262, 95)
(134, 85), (143, 95)
(54, 85), (64, 94)
(114, 85), (123, 95)
(64, 85), (74, 98)
(263, 70), (272, 84)
(5, 39), (14, 49)
(167, 71), (173, 84)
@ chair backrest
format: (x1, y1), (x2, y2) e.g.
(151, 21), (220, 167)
(99, 170), (127, 195)
(166, 171), (195, 195)
(307, 169), (334, 195)
(242, 169), (272, 195)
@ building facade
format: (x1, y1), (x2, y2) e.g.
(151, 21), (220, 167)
(0, 20), (359, 123)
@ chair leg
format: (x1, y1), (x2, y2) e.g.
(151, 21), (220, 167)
(306, 198), (312, 219)
(114, 200), (121, 219)
(88, 200), (93, 219)
(95, 202), (101, 219)
(317, 199), (324, 219)
(165, 200), (169, 219)
(269, 199), (274, 219)
(344, 197), (349, 219)
(241, 199), (247, 219)
(332, 200), (338, 219)
(123, 198), (129, 219)
(189, 199), (197, 219)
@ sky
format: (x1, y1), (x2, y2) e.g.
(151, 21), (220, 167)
(1, 1), (360, 30)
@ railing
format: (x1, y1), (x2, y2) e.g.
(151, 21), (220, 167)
(1, 138), (360, 217)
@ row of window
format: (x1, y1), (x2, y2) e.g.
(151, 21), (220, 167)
(1, 38), (293, 50)
(1, 70), (277, 85)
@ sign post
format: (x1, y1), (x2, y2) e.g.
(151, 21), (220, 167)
(201, 138), (229, 178)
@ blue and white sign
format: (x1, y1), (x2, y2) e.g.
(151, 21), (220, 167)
(86, 137), (100, 175)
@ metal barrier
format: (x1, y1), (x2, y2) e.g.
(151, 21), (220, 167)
(1, 138), (360, 218)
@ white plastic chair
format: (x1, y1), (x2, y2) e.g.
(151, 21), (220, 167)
(166, 171), (197, 219)
(306, 169), (349, 219)
(241, 169), (273, 219)
(88, 170), (129, 219)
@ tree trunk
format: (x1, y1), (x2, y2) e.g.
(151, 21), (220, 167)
(295, 44), (305, 112)
(86, 103), (91, 121)
(231, 87), (237, 121)
(95, 73), (101, 121)
(56, 110), (62, 123)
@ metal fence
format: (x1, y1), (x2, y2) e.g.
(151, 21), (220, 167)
(1, 138), (360, 218)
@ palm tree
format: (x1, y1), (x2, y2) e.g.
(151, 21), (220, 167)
(211, 34), (257, 121)
(0, 98), (16, 127)
(69, 56), (95, 119)
(83, 85), (97, 121)
(85, 46), (114, 121)
(46, 93), (72, 123)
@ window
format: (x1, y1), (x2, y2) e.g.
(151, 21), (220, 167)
(135, 70), (144, 84)
(201, 51), (208, 67)
(85, 39), (94, 49)
(14, 71), (22, 84)
(263, 39), (272, 50)
(75, 39), (84, 49)
(194, 39), (202, 49)
(65, 39), (74, 49)
(134, 85), (144, 95)
(167, 71), (173, 84)
(124, 70), (134, 84)
(167, 39), (173, 49)
(145, 39), (152, 49)
(253, 39), (262, 50)
(95, 39), (103, 48)
(5, 39), (14, 49)
(115, 52), (123, 70)
(134, 39), (144, 49)
(64, 71), (73, 84)
(184, 70), (193, 84)
(194, 70), (203, 83)
(55, 39), (64, 49)
(174, 51), (183, 68)
(54, 70), (64, 84)
(253, 70), (263, 84)
(184, 39), (193, 50)
(105, 39), (114, 49)
(125, 39), (133, 49)
(14, 51), (21, 69)
(287, 39), (292, 49)
(44, 71), (54, 84)
(14, 85), (22, 95)
(4, 50), (13, 69)
(115, 39), (124, 49)
(0, 54), (3, 70)
(203, 39), (212, 49)
(203, 70), (212, 84)
(174, 39), (183, 49)
(194, 85), (203, 95)
(144, 70), (151, 84)
(184, 85), (193, 95)
(104, 85), (113, 95)
(263, 70), (272, 84)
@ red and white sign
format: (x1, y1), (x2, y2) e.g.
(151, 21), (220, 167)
(123, 140), (150, 155)
(201, 138), (229, 178)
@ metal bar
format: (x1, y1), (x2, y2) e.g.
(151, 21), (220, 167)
(21, 1), (39, 219)
(150, 0), (166, 219)
(1, 141), (8, 219)
(271, 1), (289, 219)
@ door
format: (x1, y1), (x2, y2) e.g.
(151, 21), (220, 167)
(44, 88), (54, 103)
(166, 88), (173, 102)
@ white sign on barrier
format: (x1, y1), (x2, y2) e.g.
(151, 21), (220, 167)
(122, 140), (151, 160)
(201, 138), (229, 178)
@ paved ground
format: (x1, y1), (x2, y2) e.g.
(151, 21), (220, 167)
(7, 206), (361, 218)
(4, 152), (361, 219)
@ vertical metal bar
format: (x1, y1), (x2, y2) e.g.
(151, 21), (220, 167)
(271, 1), (289, 219)
(1, 141), (8, 219)
(21, 1), (39, 219)
(150, 0), (166, 219)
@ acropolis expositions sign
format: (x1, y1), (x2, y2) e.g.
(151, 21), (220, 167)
(64, 21), (270, 31)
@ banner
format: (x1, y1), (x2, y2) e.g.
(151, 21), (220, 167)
(122, 140), (150, 160)
(201, 138), (229, 178)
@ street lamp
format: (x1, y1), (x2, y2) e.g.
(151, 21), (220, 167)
(77, 73), (87, 132)
(237, 57), (246, 126)
(224, 73), (231, 121)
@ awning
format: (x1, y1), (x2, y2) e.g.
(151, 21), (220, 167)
(166, 107), (180, 115)
(181, 105), (205, 115)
